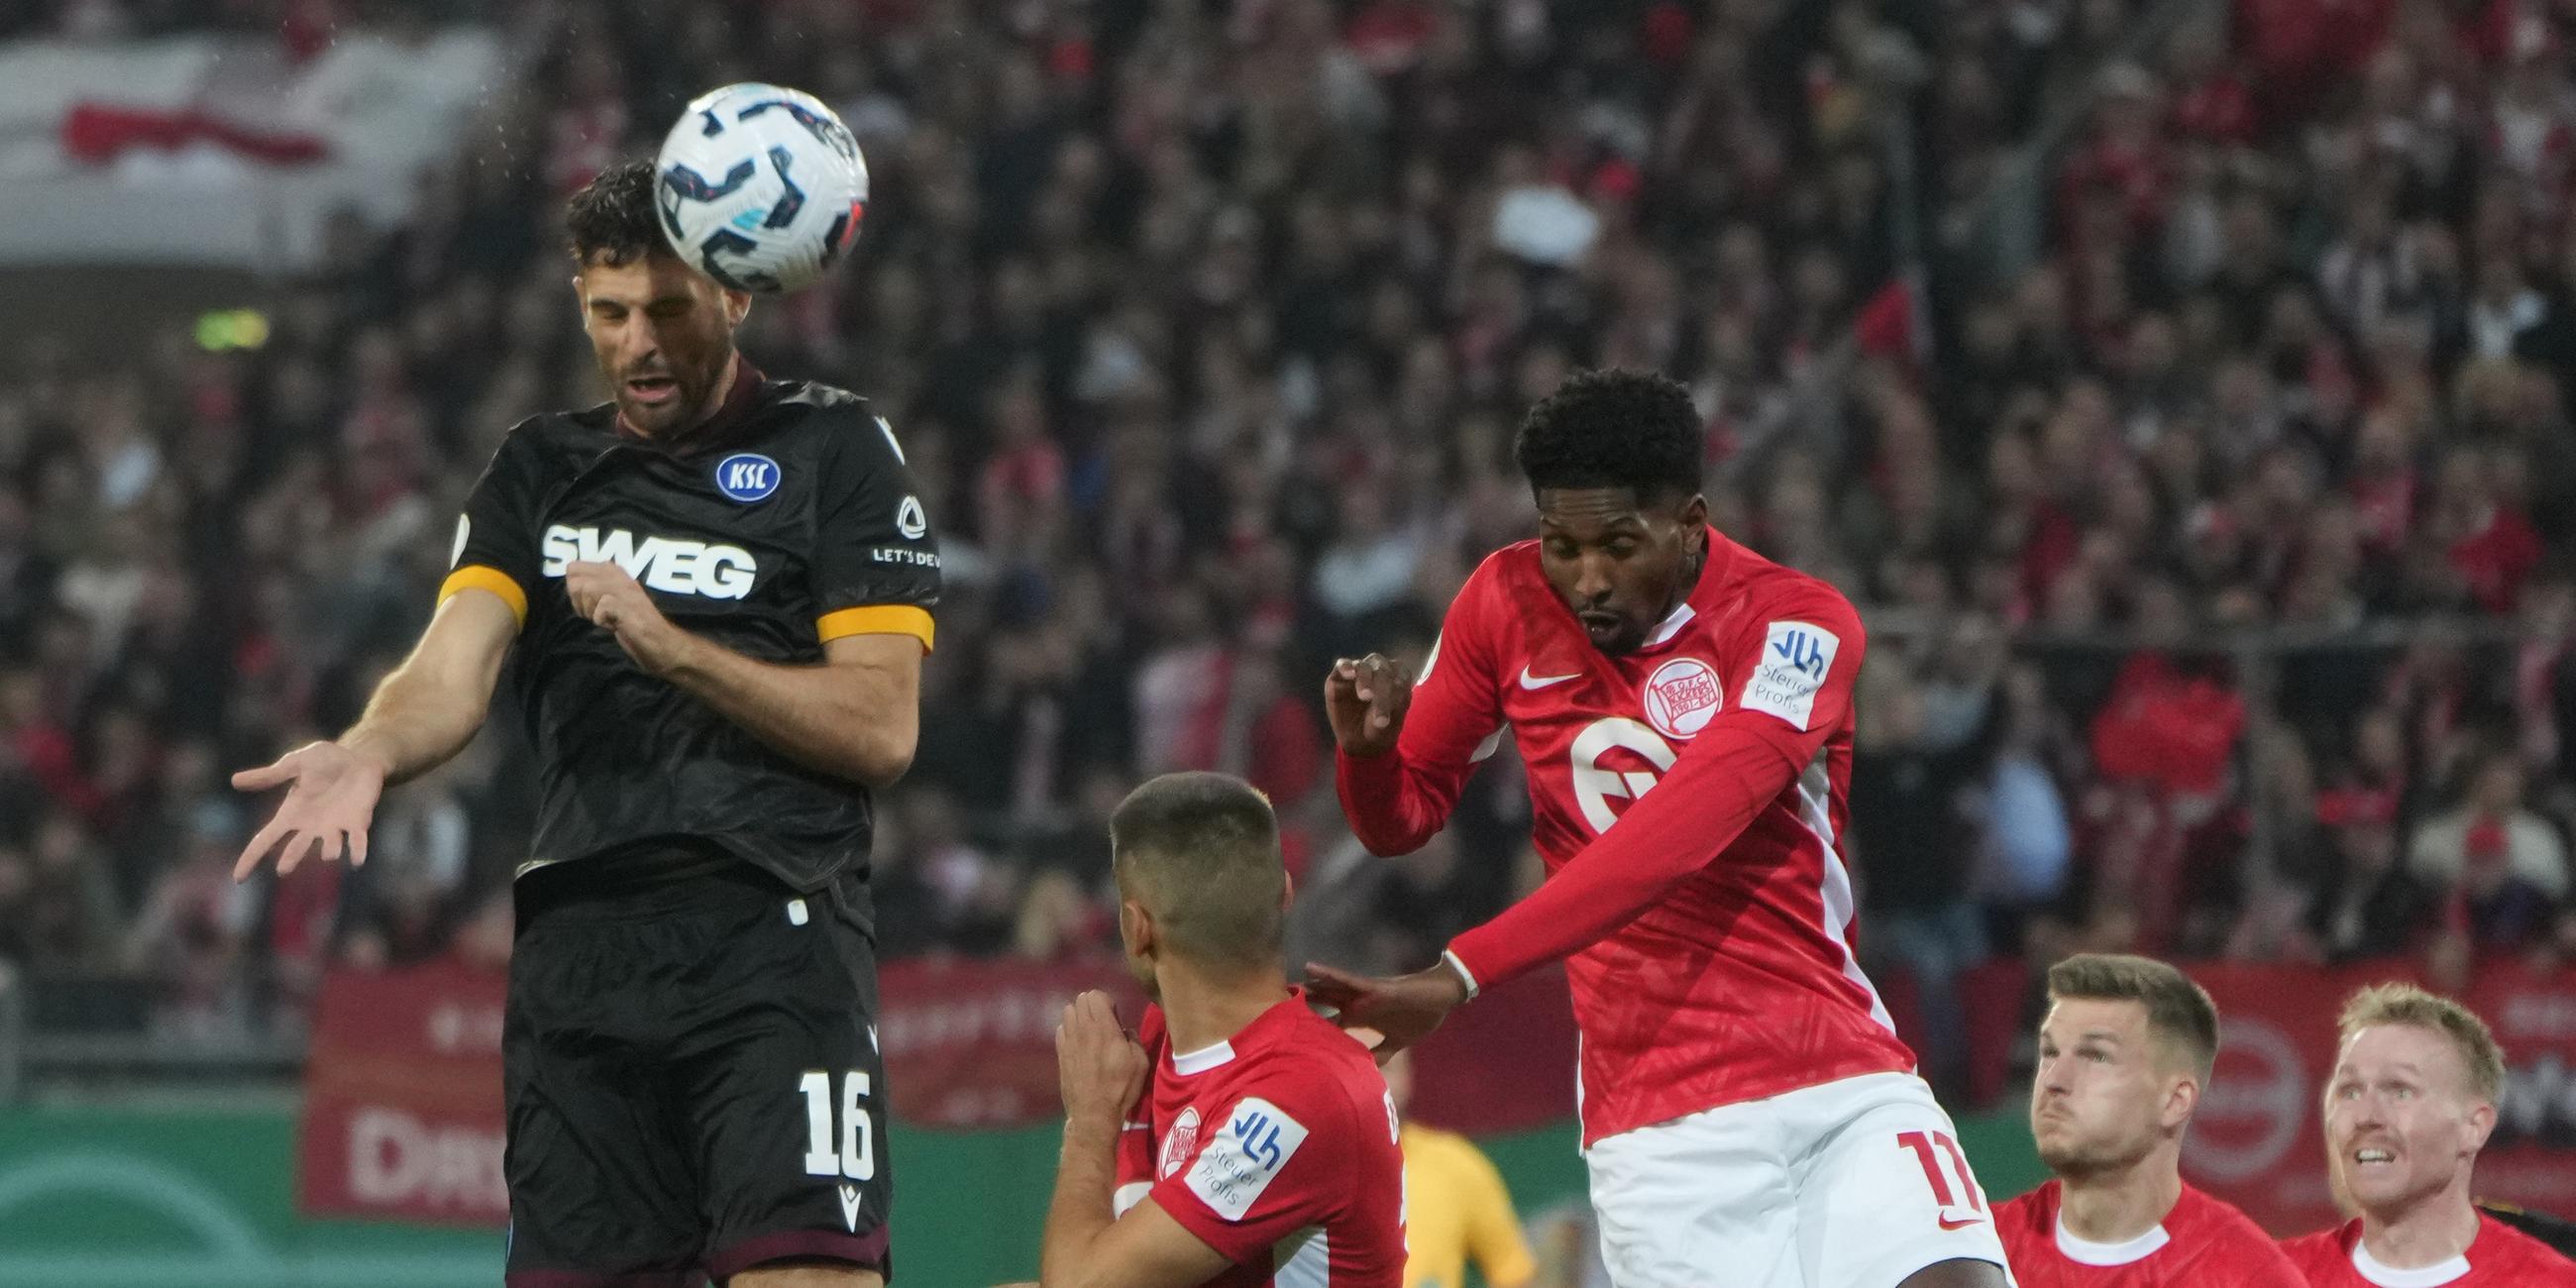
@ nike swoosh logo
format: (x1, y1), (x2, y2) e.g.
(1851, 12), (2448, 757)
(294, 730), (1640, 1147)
(1519, 666), (1578, 690)
(1937, 1215), (1986, 1231)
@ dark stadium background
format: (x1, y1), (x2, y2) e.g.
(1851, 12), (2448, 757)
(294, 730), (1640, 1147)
(7, 0), (2576, 1283)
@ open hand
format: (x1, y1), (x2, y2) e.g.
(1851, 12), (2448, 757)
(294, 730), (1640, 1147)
(1305, 960), (1468, 1059)
(230, 741), (388, 882)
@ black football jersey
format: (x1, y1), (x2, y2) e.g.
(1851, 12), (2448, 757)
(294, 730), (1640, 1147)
(440, 364), (939, 895)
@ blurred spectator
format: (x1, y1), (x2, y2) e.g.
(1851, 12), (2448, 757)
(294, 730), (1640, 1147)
(1852, 653), (1996, 1101)
(2307, 786), (2435, 963)
(2409, 750), (2569, 950)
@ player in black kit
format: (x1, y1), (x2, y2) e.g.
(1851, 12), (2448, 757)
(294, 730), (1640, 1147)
(231, 160), (934, 1288)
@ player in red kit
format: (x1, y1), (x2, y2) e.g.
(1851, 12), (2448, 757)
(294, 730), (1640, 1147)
(2281, 984), (2576, 1288)
(1036, 772), (1405, 1288)
(1992, 955), (2303, 1286)
(1308, 371), (2009, 1288)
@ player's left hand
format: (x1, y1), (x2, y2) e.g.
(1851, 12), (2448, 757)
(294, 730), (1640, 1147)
(565, 561), (698, 677)
(1055, 990), (1147, 1131)
(1305, 960), (1468, 1061)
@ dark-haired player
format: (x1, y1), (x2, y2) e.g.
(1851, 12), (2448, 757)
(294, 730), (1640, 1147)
(1039, 772), (1406, 1287)
(1993, 954), (2302, 1286)
(1310, 370), (2010, 1288)
(231, 159), (936, 1287)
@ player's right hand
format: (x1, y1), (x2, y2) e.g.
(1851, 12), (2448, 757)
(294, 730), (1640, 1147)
(1055, 990), (1148, 1130)
(1325, 654), (1412, 757)
(229, 741), (388, 883)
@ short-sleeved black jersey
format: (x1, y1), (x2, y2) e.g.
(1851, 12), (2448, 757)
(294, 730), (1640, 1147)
(439, 364), (939, 895)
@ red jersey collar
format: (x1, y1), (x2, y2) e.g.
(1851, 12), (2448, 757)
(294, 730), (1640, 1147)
(1166, 988), (1315, 1075)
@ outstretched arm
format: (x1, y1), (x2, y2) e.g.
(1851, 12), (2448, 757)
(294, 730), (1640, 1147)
(232, 588), (517, 879)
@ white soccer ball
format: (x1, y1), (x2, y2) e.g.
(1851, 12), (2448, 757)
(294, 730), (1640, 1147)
(654, 83), (869, 294)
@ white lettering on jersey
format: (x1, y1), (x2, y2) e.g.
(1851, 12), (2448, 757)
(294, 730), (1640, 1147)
(1186, 1097), (1310, 1221)
(1743, 621), (1838, 730)
(538, 524), (758, 599)
(1569, 717), (1677, 834)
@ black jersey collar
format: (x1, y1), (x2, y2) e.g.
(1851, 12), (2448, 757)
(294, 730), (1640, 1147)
(614, 357), (767, 453)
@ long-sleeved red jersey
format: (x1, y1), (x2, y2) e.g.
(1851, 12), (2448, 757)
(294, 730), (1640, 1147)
(1337, 530), (1917, 1144)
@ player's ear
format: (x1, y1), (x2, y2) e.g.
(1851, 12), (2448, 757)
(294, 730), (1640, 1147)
(2463, 1097), (2498, 1153)
(2164, 1074), (2200, 1134)
(1118, 898), (1154, 959)
(1678, 492), (1709, 538)
(723, 286), (751, 328)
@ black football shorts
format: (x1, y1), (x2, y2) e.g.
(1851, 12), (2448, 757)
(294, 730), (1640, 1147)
(502, 860), (892, 1286)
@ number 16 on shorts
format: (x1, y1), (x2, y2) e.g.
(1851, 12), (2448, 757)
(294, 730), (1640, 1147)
(800, 1070), (877, 1181)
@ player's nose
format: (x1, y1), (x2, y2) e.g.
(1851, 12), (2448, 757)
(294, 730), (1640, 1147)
(1572, 554), (1615, 602)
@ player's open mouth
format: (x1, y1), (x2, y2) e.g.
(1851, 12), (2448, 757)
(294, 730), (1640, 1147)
(2353, 1147), (2395, 1165)
(626, 376), (679, 404)
(1578, 611), (1623, 637)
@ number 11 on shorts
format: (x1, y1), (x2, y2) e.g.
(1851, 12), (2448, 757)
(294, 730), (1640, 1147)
(1896, 1129), (1986, 1228)
(800, 1070), (876, 1181)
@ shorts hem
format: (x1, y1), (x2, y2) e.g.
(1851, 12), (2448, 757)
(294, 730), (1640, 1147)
(1845, 1240), (2014, 1288)
(503, 1270), (699, 1288)
(704, 1227), (892, 1279)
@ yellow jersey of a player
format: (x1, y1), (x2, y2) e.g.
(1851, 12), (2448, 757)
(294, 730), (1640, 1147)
(1399, 1123), (1537, 1288)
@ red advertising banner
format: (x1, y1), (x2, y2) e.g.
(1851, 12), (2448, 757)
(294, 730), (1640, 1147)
(294, 954), (1146, 1224)
(876, 955), (1142, 1127)
(2186, 959), (2576, 1234)
(297, 957), (510, 1226)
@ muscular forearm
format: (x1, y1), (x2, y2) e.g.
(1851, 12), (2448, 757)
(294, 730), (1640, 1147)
(339, 664), (491, 788)
(1038, 1117), (1122, 1288)
(662, 636), (916, 787)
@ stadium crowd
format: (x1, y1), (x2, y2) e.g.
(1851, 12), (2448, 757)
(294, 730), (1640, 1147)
(8, 0), (2576, 1102)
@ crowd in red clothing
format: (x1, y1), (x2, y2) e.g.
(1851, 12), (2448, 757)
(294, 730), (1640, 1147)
(6, 0), (2576, 1057)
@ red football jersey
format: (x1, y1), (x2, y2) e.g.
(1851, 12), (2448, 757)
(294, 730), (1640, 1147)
(1338, 530), (1915, 1143)
(1113, 994), (1406, 1287)
(1994, 1179), (2308, 1287)
(2281, 1214), (2576, 1287)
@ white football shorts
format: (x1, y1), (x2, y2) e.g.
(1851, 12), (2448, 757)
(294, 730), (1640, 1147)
(1583, 1071), (2017, 1288)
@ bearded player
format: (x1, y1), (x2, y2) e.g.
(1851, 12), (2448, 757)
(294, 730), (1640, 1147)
(2281, 983), (2576, 1286)
(1310, 370), (2010, 1288)
(234, 160), (935, 1286)
(1993, 954), (2301, 1285)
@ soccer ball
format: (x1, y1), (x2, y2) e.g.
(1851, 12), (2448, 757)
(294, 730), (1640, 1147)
(655, 83), (869, 294)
